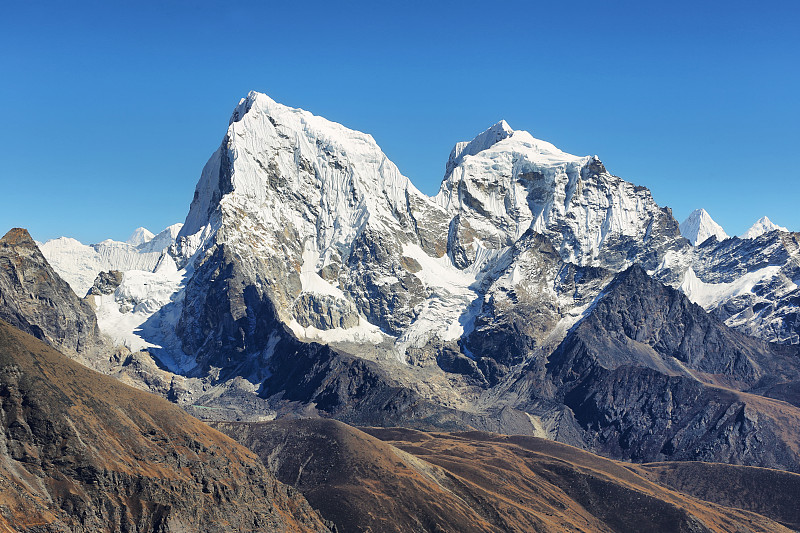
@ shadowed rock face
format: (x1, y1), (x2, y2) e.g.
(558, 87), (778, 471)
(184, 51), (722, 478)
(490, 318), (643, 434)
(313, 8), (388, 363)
(215, 418), (792, 533)
(0, 319), (331, 532)
(0, 228), (103, 358)
(176, 241), (286, 377)
(539, 265), (800, 470)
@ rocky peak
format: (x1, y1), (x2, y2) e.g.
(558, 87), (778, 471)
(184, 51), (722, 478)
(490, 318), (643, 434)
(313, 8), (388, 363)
(435, 124), (686, 271)
(445, 119), (515, 178)
(0, 227), (104, 359)
(0, 227), (37, 249)
(173, 91), (454, 353)
(180, 91), (434, 245)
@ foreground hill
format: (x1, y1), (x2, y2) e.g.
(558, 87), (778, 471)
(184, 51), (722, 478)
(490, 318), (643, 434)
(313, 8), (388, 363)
(215, 418), (792, 533)
(0, 319), (331, 532)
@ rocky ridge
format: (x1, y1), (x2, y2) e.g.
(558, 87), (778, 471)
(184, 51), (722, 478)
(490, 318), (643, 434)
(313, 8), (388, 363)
(0, 228), (104, 362)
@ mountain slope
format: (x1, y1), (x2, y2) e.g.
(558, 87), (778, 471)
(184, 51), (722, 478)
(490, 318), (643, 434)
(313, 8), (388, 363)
(0, 228), (103, 361)
(0, 318), (331, 532)
(215, 418), (792, 533)
(539, 265), (800, 470)
(32, 92), (800, 473)
(636, 462), (800, 530)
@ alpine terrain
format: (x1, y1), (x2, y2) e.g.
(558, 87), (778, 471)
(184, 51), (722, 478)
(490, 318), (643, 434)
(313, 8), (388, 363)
(27, 91), (800, 477)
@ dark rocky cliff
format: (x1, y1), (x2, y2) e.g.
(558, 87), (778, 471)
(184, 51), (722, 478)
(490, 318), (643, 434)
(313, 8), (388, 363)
(540, 265), (800, 470)
(0, 228), (102, 358)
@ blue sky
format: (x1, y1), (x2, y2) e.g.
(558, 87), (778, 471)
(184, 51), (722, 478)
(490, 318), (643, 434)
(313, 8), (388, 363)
(2, 1), (798, 243)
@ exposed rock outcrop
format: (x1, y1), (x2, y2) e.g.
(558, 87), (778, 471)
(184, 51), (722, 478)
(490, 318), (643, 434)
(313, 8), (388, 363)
(86, 269), (124, 296)
(0, 228), (103, 359)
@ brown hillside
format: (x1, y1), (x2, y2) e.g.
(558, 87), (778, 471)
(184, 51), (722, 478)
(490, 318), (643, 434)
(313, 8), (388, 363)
(216, 418), (791, 533)
(0, 319), (331, 532)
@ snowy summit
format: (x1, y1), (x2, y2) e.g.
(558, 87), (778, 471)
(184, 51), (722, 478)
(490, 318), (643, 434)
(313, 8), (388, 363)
(127, 227), (155, 246)
(679, 209), (729, 245)
(741, 216), (788, 239)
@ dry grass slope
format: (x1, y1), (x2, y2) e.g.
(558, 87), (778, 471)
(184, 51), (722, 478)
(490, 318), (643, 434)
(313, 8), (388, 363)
(0, 319), (330, 532)
(216, 418), (793, 533)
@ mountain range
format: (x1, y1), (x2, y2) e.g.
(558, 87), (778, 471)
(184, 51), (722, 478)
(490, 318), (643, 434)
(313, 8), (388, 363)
(3, 90), (800, 530)
(31, 91), (800, 452)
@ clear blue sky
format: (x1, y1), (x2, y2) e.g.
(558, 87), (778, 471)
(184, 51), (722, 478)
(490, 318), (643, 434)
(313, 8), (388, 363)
(2, 0), (798, 243)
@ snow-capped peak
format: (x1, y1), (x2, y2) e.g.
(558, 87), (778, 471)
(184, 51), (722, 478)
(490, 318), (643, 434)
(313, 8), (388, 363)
(741, 216), (788, 239)
(179, 89), (439, 271)
(127, 227), (154, 246)
(679, 209), (729, 245)
(445, 120), (514, 177)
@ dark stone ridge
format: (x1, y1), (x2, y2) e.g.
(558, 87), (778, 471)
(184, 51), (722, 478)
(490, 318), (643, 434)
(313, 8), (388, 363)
(539, 264), (800, 470)
(0, 228), (103, 357)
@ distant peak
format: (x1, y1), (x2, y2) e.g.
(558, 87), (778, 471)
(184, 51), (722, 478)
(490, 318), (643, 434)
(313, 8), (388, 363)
(127, 227), (154, 246)
(679, 209), (728, 246)
(741, 216), (788, 239)
(488, 119), (514, 136)
(231, 91), (276, 124)
(474, 119), (515, 145)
